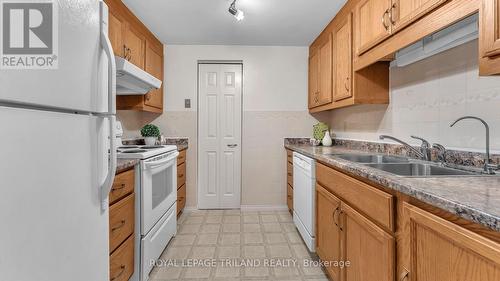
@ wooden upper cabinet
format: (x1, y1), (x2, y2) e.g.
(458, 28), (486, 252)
(316, 184), (343, 281)
(482, 0), (500, 58)
(334, 13), (353, 101)
(308, 51), (320, 108)
(106, 0), (164, 113)
(318, 33), (333, 106)
(390, 0), (449, 32)
(355, 0), (392, 55)
(108, 10), (126, 58)
(144, 41), (163, 109)
(124, 25), (146, 69)
(342, 202), (395, 281)
(403, 203), (500, 281)
(480, 0), (500, 75)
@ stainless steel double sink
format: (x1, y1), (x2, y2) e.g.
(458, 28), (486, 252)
(331, 153), (477, 177)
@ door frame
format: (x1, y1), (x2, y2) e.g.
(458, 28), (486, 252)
(196, 61), (244, 210)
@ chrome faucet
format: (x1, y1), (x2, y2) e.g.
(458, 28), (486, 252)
(379, 135), (431, 161)
(432, 143), (447, 164)
(450, 116), (498, 174)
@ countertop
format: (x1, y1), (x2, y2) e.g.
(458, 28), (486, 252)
(285, 144), (500, 232)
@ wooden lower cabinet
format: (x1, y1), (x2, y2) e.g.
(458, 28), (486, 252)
(342, 202), (395, 281)
(316, 184), (343, 281)
(109, 168), (135, 281)
(177, 149), (187, 217)
(315, 162), (500, 281)
(286, 149), (294, 213)
(403, 203), (500, 281)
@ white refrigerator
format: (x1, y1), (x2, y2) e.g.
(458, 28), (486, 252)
(0, 1), (116, 281)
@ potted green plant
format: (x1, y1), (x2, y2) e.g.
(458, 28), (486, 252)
(141, 124), (161, 146)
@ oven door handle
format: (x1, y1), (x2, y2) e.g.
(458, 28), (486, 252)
(144, 151), (180, 169)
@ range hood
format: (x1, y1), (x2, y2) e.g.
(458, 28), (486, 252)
(393, 13), (478, 67)
(115, 56), (162, 95)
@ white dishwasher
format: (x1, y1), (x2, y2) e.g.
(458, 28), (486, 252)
(293, 152), (316, 252)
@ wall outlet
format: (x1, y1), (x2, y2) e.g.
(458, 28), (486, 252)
(185, 99), (191, 108)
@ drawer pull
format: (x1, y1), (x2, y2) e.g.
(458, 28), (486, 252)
(111, 220), (126, 232)
(112, 184), (126, 191)
(399, 268), (409, 281)
(287, 172), (292, 176)
(179, 174), (184, 178)
(111, 265), (126, 281)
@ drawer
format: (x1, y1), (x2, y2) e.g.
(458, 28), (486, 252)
(109, 193), (135, 253)
(177, 162), (186, 189)
(287, 149), (293, 164)
(316, 163), (394, 231)
(287, 162), (293, 187)
(177, 184), (186, 216)
(110, 235), (134, 281)
(177, 149), (186, 166)
(287, 184), (293, 211)
(110, 169), (134, 205)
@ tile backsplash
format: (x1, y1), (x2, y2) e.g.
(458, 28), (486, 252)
(325, 40), (500, 153)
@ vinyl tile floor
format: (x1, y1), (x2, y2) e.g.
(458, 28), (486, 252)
(149, 209), (329, 281)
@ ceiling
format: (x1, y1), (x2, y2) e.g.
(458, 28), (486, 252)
(122, 0), (347, 46)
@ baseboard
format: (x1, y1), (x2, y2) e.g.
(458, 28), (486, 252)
(240, 205), (289, 211)
(182, 205), (289, 212)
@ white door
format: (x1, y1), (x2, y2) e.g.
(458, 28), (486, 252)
(198, 64), (242, 209)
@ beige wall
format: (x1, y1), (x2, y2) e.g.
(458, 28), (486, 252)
(118, 45), (318, 209)
(328, 40), (500, 153)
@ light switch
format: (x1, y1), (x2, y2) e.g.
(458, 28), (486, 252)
(185, 99), (191, 108)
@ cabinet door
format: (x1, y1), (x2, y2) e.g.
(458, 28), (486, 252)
(318, 33), (333, 106)
(481, 0), (500, 58)
(404, 203), (500, 281)
(355, 0), (392, 55)
(124, 24), (145, 69)
(308, 51), (320, 108)
(316, 184), (343, 281)
(144, 41), (163, 109)
(334, 14), (353, 102)
(342, 202), (395, 281)
(391, 0), (449, 32)
(108, 10), (126, 58)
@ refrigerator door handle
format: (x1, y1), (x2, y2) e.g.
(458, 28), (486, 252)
(101, 115), (117, 210)
(100, 1), (116, 115)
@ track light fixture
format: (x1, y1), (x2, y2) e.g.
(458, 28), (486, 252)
(228, 0), (245, 21)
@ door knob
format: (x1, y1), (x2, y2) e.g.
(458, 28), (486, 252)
(227, 144), (238, 148)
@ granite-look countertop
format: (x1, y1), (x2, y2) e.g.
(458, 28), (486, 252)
(285, 144), (500, 232)
(116, 159), (139, 174)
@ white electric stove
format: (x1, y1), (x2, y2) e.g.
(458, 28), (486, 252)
(115, 129), (179, 281)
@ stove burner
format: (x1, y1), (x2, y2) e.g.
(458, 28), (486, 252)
(120, 149), (147, 153)
(141, 145), (164, 149)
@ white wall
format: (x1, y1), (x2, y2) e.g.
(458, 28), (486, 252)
(164, 45), (310, 111)
(118, 45), (317, 209)
(328, 40), (500, 153)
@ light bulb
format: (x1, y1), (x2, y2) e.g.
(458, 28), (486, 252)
(234, 9), (244, 21)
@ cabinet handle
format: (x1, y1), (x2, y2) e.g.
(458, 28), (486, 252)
(287, 172), (292, 176)
(111, 265), (126, 281)
(146, 94), (151, 101)
(338, 209), (344, 231)
(344, 77), (350, 92)
(399, 268), (409, 281)
(179, 173), (184, 178)
(112, 183), (126, 191)
(128, 48), (133, 61)
(111, 220), (126, 232)
(382, 9), (390, 31)
(123, 45), (127, 58)
(332, 207), (340, 227)
(389, 3), (397, 25)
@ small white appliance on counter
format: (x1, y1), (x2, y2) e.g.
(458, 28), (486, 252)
(293, 152), (316, 252)
(0, 2), (116, 280)
(117, 144), (179, 281)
